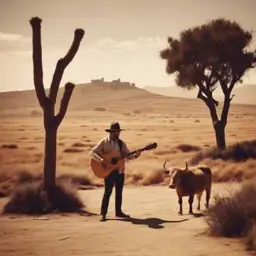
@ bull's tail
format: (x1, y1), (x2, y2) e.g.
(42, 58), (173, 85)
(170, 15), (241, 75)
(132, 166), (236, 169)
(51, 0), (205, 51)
(199, 166), (212, 208)
(199, 166), (212, 179)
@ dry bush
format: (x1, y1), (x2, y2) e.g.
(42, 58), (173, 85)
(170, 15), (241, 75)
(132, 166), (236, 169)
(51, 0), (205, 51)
(0, 170), (99, 198)
(0, 170), (42, 197)
(15, 169), (41, 184)
(209, 159), (256, 183)
(3, 181), (84, 214)
(63, 147), (84, 153)
(205, 195), (248, 237)
(25, 146), (37, 150)
(246, 221), (256, 250)
(176, 143), (201, 153)
(0, 182), (13, 197)
(94, 107), (106, 111)
(30, 110), (42, 117)
(140, 170), (165, 186)
(2, 144), (18, 149)
(72, 142), (87, 147)
(125, 172), (144, 185)
(154, 149), (177, 155)
(190, 140), (256, 165)
(205, 180), (256, 249)
(58, 173), (95, 186)
(133, 109), (141, 114)
(125, 169), (165, 186)
(195, 119), (200, 123)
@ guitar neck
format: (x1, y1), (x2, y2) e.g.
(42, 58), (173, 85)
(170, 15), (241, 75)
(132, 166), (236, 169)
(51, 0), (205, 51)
(115, 142), (156, 160)
(118, 148), (143, 160)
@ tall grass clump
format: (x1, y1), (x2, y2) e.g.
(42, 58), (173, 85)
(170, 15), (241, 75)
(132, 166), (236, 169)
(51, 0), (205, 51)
(3, 181), (84, 214)
(176, 143), (201, 153)
(190, 140), (256, 165)
(205, 180), (256, 250)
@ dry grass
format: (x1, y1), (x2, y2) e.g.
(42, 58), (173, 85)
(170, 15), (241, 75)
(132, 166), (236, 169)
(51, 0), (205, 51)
(72, 142), (87, 147)
(94, 107), (106, 111)
(3, 181), (84, 214)
(2, 144), (18, 149)
(205, 180), (256, 250)
(0, 90), (256, 195)
(190, 140), (256, 165)
(0, 169), (100, 198)
(246, 221), (256, 251)
(126, 169), (165, 185)
(63, 148), (84, 153)
(176, 143), (201, 152)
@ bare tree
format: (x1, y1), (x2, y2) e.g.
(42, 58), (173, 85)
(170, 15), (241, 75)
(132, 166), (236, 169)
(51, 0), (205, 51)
(160, 19), (256, 149)
(30, 17), (84, 191)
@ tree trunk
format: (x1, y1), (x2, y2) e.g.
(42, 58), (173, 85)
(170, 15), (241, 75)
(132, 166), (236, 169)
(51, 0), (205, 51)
(214, 121), (226, 149)
(42, 124), (58, 191)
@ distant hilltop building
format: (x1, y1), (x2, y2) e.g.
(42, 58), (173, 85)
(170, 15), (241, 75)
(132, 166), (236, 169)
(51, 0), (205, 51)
(90, 77), (135, 88)
(91, 77), (104, 83)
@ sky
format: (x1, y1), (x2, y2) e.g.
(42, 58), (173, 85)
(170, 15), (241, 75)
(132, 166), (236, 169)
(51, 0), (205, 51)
(0, 0), (256, 92)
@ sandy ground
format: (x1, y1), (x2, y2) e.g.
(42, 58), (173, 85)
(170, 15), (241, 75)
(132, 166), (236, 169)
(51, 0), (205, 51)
(0, 183), (255, 256)
(0, 86), (255, 256)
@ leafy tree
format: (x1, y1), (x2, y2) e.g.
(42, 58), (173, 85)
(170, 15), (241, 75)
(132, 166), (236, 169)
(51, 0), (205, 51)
(160, 19), (256, 149)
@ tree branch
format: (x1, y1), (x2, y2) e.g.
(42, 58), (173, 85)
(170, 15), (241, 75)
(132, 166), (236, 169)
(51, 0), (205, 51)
(228, 76), (240, 94)
(197, 84), (219, 126)
(49, 29), (85, 104)
(197, 88), (208, 104)
(55, 83), (75, 126)
(220, 94), (233, 126)
(30, 17), (46, 108)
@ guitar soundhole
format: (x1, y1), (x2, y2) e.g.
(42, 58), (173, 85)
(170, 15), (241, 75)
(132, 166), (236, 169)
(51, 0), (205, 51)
(111, 157), (118, 165)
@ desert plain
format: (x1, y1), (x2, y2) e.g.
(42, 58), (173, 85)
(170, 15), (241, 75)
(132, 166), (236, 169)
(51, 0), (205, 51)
(0, 82), (255, 256)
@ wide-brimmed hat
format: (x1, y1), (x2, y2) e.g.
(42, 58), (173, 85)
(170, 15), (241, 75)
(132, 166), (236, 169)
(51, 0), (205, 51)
(105, 122), (125, 132)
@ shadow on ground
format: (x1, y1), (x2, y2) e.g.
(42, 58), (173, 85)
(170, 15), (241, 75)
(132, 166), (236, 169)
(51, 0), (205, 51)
(108, 216), (189, 229)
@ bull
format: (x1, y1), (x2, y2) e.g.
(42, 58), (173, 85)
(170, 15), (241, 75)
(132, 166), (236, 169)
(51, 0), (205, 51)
(163, 161), (212, 215)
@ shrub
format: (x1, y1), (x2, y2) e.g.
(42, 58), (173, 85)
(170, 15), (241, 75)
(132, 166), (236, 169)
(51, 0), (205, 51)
(3, 181), (84, 214)
(72, 142), (87, 147)
(205, 181), (256, 249)
(58, 173), (94, 186)
(30, 110), (42, 117)
(94, 107), (106, 111)
(190, 140), (256, 165)
(2, 144), (18, 149)
(246, 221), (256, 250)
(205, 195), (248, 237)
(63, 148), (84, 153)
(176, 144), (201, 153)
(133, 109), (141, 114)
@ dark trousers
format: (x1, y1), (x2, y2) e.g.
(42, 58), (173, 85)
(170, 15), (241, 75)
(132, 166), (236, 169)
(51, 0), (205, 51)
(100, 170), (124, 216)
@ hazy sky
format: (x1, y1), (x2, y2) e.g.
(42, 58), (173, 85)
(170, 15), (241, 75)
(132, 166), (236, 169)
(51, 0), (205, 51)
(0, 0), (256, 92)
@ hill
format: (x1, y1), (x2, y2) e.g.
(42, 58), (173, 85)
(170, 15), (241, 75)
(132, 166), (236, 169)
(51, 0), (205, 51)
(0, 81), (255, 117)
(144, 84), (256, 105)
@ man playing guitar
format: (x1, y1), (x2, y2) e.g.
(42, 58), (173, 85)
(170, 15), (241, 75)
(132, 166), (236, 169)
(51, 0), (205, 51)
(90, 122), (141, 222)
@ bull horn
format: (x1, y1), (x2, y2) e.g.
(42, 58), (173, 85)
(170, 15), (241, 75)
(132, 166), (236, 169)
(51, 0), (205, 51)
(163, 161), (169, 172)
(163, 161), (168, 171)
(183, 161), (188, 171)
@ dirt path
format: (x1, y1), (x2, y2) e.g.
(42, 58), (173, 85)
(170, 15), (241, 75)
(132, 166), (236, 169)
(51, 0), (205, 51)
(0, 183), (254, 256)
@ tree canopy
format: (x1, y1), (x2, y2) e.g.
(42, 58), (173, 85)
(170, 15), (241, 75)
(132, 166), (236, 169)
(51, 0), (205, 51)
(160, 19), (256, 93)
(160, 19), (256, 149)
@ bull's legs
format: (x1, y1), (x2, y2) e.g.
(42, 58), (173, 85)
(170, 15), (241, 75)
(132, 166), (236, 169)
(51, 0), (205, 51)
(188, 194), (194, 214)
(205, 187), (211, 209)
(196, 193), (202, 211)
(178, 196), (183, 215)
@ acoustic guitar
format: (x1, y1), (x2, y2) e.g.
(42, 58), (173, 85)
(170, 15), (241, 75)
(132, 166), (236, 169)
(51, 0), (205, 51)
(91, 142), (157, 178)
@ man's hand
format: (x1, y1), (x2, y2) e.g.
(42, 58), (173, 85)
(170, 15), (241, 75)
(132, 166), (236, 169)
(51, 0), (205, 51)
(135, 150), (141, 158)
(101, 159), (107, 169)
